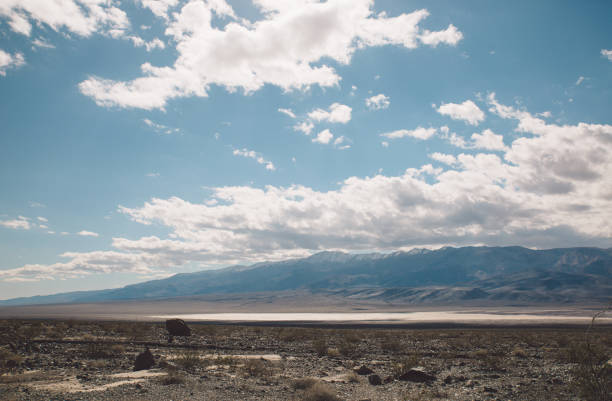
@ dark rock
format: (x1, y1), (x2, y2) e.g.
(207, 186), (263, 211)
(165, 318), (191, 336)
(355, 365), (374, 375)
(368, 374), (382, 385)
(397, 368), (436, 383)
(134, 348), (155, 371)
(484, 386), (498, 393)
(383, 376), (394, 384)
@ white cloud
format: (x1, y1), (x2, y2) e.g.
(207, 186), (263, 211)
(436, 100), (485, 126)
(312, 129), (334, 144)
(429, 152), (457, 166)
(381, 127), (436, 140)
(0, 50), (25, 76)
(293, 121), (314, 135)
(232, 148), (276, 171)
(278, 108), (296, 118)
(575, 76), (585, 86)
(6, 94), (612, 281)
(418, 24), (462, 47)
(79, 1), (462, 109)
(138, 0), (180, 20)
(307, 103), (352, 124)
(0, 216), (31, 230)
(128, 36), (166, 51)
(365, 93), (390, 110)
(37, 217), (48, 222)
(143, 118), (179, 134)
(77, 230), (99, 237)
(0, 0), (129, 37)
(470, 129), (507, 151)
(381, 141), (389, 148)
(601, 49), (612, 62)
(32, 38), (55, 49)
(146, 172), (160, 178)
(443, 128), (507, 152)
(536, 111), (552, 118)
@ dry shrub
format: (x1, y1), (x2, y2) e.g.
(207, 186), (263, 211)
(327, 348), (340, 357)
(381, 337), (401, 353)
(0, 347), (23, 375)
(392, 354), (419, 378)
(242, 358), (271, 378)
(292, 377), (318, 390)
(313, 339), (328, 357)
(159, 367), (185, 385)
(300, 381), (341, 401)
(174, 351), (205, 372)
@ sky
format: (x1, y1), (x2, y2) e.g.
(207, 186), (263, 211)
(1, 0), (612, 299)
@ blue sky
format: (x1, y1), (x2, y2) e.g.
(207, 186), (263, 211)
(1, 0), (611, 299)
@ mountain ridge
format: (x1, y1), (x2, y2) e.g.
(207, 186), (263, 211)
(1, 246), (611, 306)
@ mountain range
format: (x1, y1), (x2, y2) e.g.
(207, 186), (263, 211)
(1, 246), (611, 306)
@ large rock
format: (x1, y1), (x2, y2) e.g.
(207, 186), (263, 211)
(397, 368), (436, 383)
(368, 374), (382, 385)
(134, 348), (155, 371)
(165, 319), (191, 336)
(354, 365), (374, 375)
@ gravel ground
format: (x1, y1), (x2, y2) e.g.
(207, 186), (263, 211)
(1, 319), (610, 400)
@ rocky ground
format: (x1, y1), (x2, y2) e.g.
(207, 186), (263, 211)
(0, 319), (610, 400)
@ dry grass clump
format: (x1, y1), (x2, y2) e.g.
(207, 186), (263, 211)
(391, 354), (419, 378)
(174, 351), (204, 372)
(241, 358), (272, 378)
(327, 348), (340, 357)
(292, 377), (318, 390)
(159, 367), (185, 385)
(0, 347), (24, 375)
(301, 382), (342, 401)
(312, 339), (328, 356)
(294, 378), (341, 401)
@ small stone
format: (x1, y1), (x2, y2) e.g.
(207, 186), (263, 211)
(368, 374), (382, 386)
(397, 369), (436, 383)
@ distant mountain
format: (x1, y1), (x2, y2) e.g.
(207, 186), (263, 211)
(1, 246), (611, 306)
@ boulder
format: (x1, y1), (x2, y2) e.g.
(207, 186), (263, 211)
(368, 374), (382, 386)
(166, 319), (191, 336)
(354, 365), (374, 375)
(134, 348), (155, 371)
(397, 368), (436, 383)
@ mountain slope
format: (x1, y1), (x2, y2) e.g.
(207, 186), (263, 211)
(1, 246), (611, 306)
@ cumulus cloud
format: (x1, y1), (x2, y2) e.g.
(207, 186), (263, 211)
(77, 230), (99, 237)
(602, 49), (612, 62)
(79, 1), (462, 109)
(232, 148), (276, 171)
(4, 95), (612, 281)
(0, 50), (25, 76)
(442, 128), (508, 152)
(308, 103), (352, 124)
(381, 127), (436, 140)
(418, 24), (462, 46)
(365, 93), (390, 110)
(293, 121), (314, 135)
(138, 0), (181, 20)
(312, 129), (334, 144)
(0, 0), (129, 37)
(128, 36), (166, 51)
(0, 216), (31, 230)
(436, 100), (485, 125)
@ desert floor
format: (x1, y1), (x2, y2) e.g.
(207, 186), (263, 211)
(1, 317), (611, 400)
